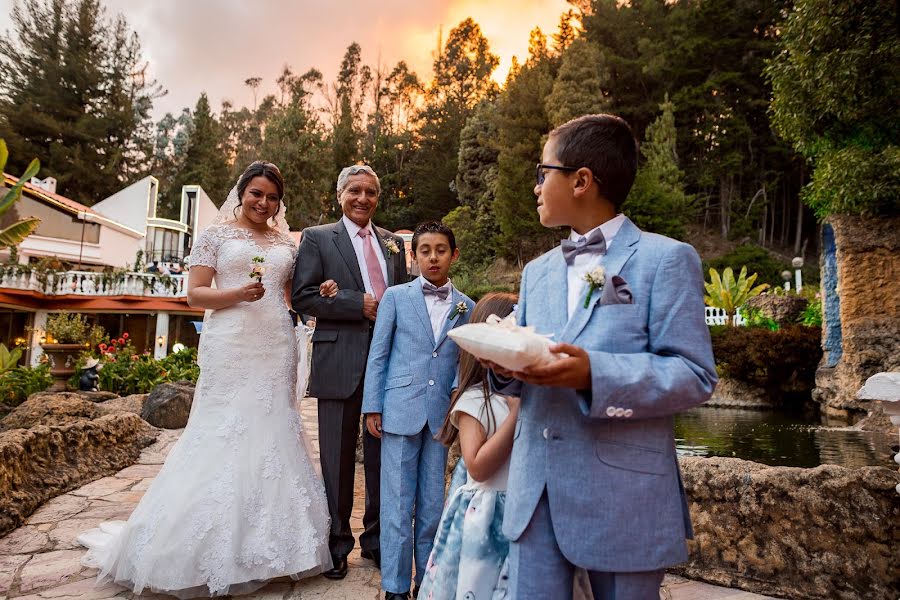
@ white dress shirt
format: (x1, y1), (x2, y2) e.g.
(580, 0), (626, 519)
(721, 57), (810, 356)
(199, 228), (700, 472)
(342, 215), (389, 295)
(420, 275), (453, 342)
(566, 214), (626, 319)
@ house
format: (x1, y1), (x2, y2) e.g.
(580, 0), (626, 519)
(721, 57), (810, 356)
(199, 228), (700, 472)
(0, 174), (218, 365)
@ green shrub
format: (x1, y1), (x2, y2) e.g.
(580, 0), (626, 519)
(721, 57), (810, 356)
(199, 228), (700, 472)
(704, 245), (788, 288)
(709, 325), (822, 402)
(800, 297), (823, 327)
(0, 364), (53, 406)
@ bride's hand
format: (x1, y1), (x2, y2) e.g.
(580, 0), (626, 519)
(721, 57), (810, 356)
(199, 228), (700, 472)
(236, 281), (266, 303)
(319, 279), (338, 297)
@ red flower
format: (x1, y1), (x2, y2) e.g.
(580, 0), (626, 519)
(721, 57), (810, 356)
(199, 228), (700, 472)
(99, 343), (107, 351)
(131, 355), (139, 361)
(117, 338), (125, 345)
(110, 339), (117, 346)
(122, 333), (129, 339)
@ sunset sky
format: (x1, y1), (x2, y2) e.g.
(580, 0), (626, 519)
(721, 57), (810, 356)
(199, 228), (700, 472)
(1, 0), (575, 117)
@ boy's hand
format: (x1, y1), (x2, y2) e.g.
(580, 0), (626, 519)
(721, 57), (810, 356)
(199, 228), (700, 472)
(514, 343), (592, 390)
(365, 413), (383, 439)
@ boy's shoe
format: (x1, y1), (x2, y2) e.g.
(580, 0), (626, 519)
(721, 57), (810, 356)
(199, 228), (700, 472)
(385, 593), (409, 600)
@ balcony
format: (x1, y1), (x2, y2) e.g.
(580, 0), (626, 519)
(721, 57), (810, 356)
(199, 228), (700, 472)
(0, 269), (187, 298)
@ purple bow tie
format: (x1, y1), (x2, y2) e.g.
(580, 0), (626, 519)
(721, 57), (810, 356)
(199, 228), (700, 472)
(423, 282), (450, 301)
(561, 228), (607, 265)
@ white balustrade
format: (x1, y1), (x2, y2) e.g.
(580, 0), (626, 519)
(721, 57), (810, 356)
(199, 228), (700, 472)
(704, 306), (747, 326)
(0, 269), (187, 298)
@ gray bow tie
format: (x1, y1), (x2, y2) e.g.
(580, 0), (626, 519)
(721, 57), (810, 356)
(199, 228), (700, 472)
(561, 228), (607, 265)
(423, 282), (450, 301)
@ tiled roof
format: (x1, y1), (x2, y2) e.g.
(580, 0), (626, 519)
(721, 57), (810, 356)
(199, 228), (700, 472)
(2, 172), (99, 216)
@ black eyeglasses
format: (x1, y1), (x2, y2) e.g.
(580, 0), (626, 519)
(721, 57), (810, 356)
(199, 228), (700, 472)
(535, 163), (578, 186)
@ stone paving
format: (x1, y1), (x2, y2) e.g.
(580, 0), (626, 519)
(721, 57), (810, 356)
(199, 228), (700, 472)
(0, 399), (779, 599)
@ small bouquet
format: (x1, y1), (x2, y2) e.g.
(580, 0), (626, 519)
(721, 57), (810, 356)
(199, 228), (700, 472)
(383, 238), (400, 255)
(448, 301), (469, 320)
(250, 256), (266, 282)
(448, 313), (561, 372)
(582, 265), (606, 308)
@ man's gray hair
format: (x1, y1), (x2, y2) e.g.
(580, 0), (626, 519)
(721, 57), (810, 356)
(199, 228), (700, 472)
(336, 164), (381, 198)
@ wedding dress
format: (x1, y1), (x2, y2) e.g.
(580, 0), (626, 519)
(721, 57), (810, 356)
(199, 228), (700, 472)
(77, 218), (331, 597)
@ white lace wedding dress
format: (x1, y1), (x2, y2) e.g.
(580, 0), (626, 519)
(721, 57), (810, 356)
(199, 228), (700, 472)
(77, 223), (331, 598)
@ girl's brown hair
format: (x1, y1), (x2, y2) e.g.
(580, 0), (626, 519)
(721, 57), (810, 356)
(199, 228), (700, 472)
(437, 291), (518, 447)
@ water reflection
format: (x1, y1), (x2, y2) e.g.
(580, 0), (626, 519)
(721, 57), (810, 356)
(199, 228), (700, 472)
(674, 406), (896, 468)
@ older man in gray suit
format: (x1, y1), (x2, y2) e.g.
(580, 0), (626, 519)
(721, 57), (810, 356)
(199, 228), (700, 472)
(292, 165), (408, 580)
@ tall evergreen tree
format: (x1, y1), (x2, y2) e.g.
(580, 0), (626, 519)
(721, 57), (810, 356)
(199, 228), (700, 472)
(169, 94), (229, 209)
(0, 0), (159, 203)
(544, 37), (610, 128)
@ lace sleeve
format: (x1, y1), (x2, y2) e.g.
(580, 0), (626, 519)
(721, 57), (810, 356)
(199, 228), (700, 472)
(275, 230), (299, 261)
(190, 226), (221, 269)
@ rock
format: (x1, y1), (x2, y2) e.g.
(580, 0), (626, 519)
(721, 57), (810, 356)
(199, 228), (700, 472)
(675, 456), (900, 600)
(745, 293), (809, 326)
(29, 389), (119, 403)
(815, 215), (900, 413)
(706, 377), (772, 409)
(141, 382), (194, 429)
(0, 401), (11, 420)
(0, 413), (158, 537)
(852, 405), (896, 433)
(0, 393), (101, 430)
(98, 393), (148, 416)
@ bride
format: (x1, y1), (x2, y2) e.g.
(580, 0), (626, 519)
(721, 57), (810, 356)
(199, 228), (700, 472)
(78, 161), (334, 597)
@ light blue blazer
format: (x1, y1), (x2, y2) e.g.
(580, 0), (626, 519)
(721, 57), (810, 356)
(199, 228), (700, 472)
(363, 280), (475, 436)
(493, 217), (717, 572)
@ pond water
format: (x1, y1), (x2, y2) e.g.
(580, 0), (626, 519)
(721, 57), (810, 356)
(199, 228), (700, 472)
(674, 406), (897, 469)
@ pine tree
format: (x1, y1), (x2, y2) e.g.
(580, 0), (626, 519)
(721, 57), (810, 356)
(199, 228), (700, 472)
(544, 38), (610, 128)
(169, 94), (229, 209)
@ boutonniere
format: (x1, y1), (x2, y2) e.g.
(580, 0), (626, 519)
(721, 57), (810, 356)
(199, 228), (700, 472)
(383, 238), (400, 255)
(448, 301), (468, 320)
(582, 265), (606, 308)
(250, 256), (266, 282)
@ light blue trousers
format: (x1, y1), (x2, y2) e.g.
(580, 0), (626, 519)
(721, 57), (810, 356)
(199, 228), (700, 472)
(380, 426), (448, 593)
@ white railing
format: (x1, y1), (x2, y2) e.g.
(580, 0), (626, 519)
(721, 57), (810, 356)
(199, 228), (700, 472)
(704, 306), (746, 326)
(0, 270), (187, 298)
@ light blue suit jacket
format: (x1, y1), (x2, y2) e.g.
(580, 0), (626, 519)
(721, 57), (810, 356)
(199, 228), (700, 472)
(494, 217), (717, 572)
(363, 280), (475, 437)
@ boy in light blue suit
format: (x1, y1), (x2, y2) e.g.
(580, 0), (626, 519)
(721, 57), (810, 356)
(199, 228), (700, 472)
(363, 221), (475, 600)
(489, 114), (717, 599)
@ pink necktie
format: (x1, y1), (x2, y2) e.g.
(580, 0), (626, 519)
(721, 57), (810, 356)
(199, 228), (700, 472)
(358, 227), (387, 300)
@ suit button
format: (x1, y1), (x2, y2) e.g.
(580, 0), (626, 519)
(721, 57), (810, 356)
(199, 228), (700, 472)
(432, 352), (438, 358)
(606, 406), (617, 417)
(428, 380), (434, 386)
(624, 409), (634, 418)
(614, 408), (625, 417)
(542, 428), (550, 439)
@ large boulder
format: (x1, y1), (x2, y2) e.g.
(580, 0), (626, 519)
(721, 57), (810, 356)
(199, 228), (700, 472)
(745, 293), (809, 326)
(29, 390), (119, 403)
(1, 393), (102, 430)
(141, 382), (195, 429)
(677, 456), (900, 600)
(0, 413), (157, 537)
(98, 394), (148, 417)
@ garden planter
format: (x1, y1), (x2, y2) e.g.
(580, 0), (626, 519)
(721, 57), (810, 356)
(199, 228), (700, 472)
(39, 343), (87, 391)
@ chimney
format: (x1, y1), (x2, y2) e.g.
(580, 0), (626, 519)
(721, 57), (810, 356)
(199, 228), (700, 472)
(30, 176), (57, 194)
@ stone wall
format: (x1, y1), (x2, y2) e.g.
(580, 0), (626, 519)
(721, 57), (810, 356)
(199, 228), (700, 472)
(814, 215), (900, 415)
(677, 456), (900, 600)
(0, 413), (157, 537)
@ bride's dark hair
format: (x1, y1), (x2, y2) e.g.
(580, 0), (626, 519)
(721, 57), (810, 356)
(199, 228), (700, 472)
(233, 161), (285, 218)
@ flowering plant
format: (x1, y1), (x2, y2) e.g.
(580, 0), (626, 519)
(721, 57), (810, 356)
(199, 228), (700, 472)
(448, 301), (469, 320)
(383, 238), (400, 255)
(582, 266), (606, 308)
(249, 256), (265, 282)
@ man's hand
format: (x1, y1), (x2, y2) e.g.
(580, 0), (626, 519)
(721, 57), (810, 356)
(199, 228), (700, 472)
(513, 343), (592, 390)
(362, 293), (379, 321)
(319, 279), (338, 297)
(365, 413), (383, 439)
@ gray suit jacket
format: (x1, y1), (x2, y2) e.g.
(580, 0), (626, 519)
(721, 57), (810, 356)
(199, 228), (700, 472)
(362, 280), (475, 436)
(292, 219), (408, 400)
(493, 217), (717, 572)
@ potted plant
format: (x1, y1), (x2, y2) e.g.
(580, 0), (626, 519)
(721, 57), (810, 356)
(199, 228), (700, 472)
(40, 312), (103, 391)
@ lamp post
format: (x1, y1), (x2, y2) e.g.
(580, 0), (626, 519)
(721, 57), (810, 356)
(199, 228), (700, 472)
(781, 270), (792, 292)
(857, 373), (900, 495)
(792, 257), (804, 293)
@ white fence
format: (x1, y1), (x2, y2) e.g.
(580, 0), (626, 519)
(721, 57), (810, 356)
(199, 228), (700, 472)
(0, 270), (187, 298)
(704, 306), (747, 326)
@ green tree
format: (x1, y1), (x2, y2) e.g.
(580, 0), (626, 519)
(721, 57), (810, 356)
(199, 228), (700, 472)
(0, 0), (159, 203)
(624, 94), (693, 239)
(767, 0), (900, 217)
(169, 94), (229, 209)
(544, 37), (610, 128)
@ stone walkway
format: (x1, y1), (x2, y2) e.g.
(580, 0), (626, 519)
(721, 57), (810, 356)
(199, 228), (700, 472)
(0, 399), (778, 599)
